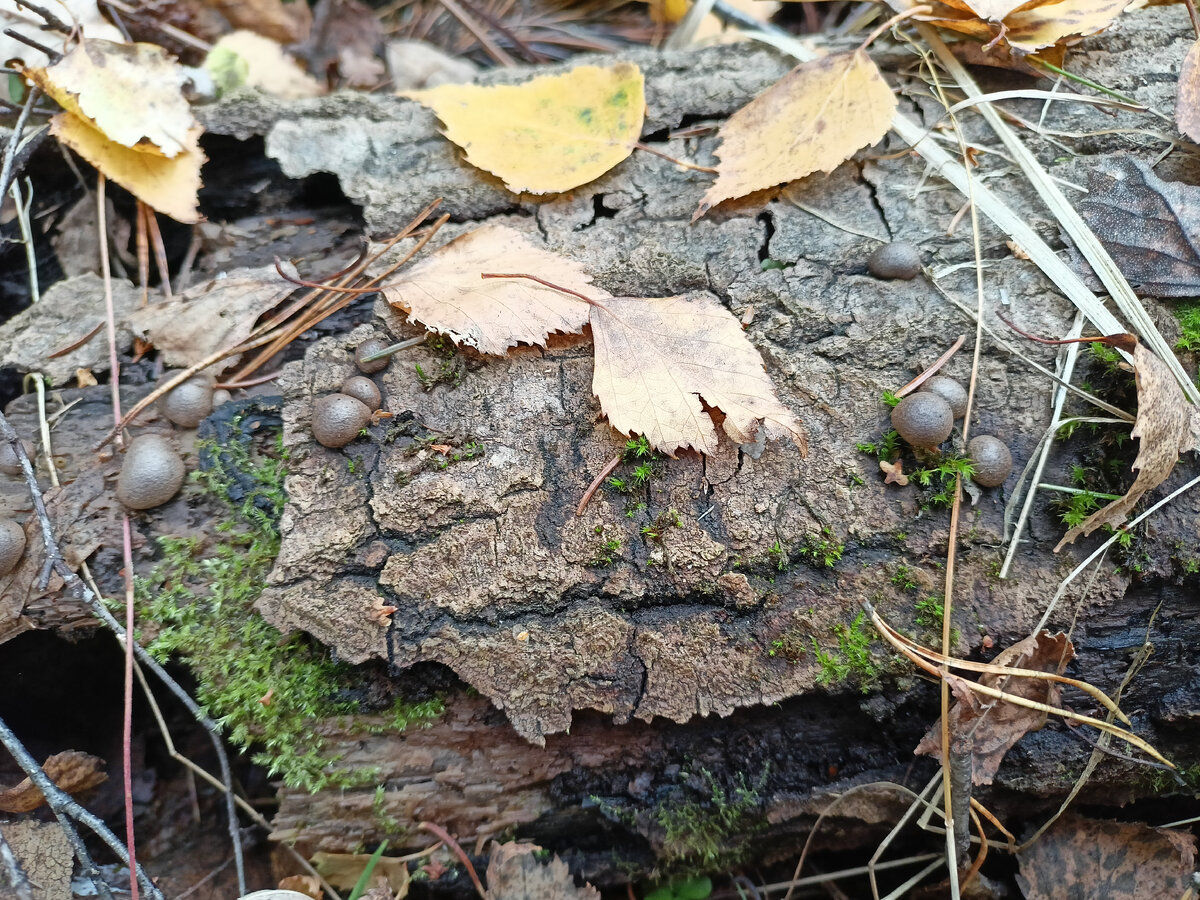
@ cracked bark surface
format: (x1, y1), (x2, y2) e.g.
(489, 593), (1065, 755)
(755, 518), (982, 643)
(202, 7), (1200, 878)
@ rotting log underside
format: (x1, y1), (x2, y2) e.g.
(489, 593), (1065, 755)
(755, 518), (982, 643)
(3, 6), (1199, 886)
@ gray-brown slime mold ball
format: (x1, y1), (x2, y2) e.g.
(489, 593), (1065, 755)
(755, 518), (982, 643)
(117, 434), (186, 510)
(340, 376), (382, 411)
(891, 393), (954, 449)
(968, 435), (1013, 488)
(312, 393), (372, 449)
(159, 373), (215, 428)
(0, 517), (25, 576)
(355, 339), (390, 374)
(919, 375), (969, 419)
(868, 242), (922, 280)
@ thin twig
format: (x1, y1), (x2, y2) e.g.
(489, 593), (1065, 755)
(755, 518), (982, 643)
(576, 451), (622, 516)
(10, 176), (39, 303)
(0, 713), (149, 900)
(418, 822), (487, 900)
(894, 335), (965, 397)
(99, 174), (141, 900)
(0, 85), (42, 201)
(0, 411), (247, 894)
(13, 0), (71, 31)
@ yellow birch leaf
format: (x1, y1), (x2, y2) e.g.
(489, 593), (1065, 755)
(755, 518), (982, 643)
(648, 0), (689, 24)
(24, 39), (193, 157)
(589, 293), (806, 456)
(51, 113), (204, 223)
(1177, 39), (1200, 143)
(694, 49), (895, 220)
(406, 63), (645, 194)
(381, 224), (600, 355)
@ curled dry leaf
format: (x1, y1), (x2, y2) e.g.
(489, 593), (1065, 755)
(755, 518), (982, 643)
(0, 750), (107, 813)
(128, 265), (298, 367)
(894, 0), (1131, 54)
(695, 49), (895, 220)
(24, 39), (193, 157)
(23, 39), (205, 221)
(382, 225), (599, 355)
(589, 293), (806, 456)
(406, 63), (645, 194)
(1055, 339), (1192, 550)
(206, 31), (325, 100)
(486, 842), (600, 900)
(1178, 40), (1200, 144)
(916, 632), (1073, 784)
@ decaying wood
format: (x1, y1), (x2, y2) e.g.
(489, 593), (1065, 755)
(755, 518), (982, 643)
(4, 6), (1200, 889)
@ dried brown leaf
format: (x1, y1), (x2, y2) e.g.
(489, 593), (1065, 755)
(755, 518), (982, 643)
(382, 225), (598, 355)
(127, 265), (296, 367)
(1178, 40), (1200, 143)
(1074, 156), (1200, 297)
(907, 0), (1131, 53)
(278, 874), (323, 899)
(1055, 340), (1192, 550)
(694, 49), (895, 220)
(486, 843), (600, 900)
(312, 851), (410, 893)
(1017, 814), (1196, 899)
(916, 632), (1072, 784)
(589, 293), (806, 456)
(0, 750), (107, 813)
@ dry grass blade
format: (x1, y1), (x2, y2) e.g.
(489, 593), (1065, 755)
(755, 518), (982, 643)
(868, 605), (1175, 769)
(918, 26), (1200, 406)
(873, 613), (1129, 725)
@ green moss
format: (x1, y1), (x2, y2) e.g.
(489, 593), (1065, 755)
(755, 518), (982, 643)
(911, 454), (975, 509)
(767, 628), (807, 662)
(1174, 301), (1200, 353)
(655, 768), (768, 869)
(796, 527), (843, 569)
(890, 563), (918, 592)
(129, 418), (442, 792)
(811, 611), (878, 692)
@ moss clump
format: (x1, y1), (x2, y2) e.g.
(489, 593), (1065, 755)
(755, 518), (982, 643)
(1175, 301), (1200, 353)
(131, 411), (441, 792)
(812, 611), (879, 692)
(654, 768), (768, 869)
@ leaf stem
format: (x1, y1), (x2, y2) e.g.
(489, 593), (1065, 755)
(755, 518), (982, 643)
(480, 272), (609, 310)
(856, 4), (932, 54)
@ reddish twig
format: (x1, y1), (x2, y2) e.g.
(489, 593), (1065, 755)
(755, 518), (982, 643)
(99, 175), (139, 900)
(418, 822), (487, 900)
(576, 451), (622, 516)
(48, 321), (104, 358)
(995, 311), (1136, 352)
(480, 272), (609, 310)
(895, 334), (966, 398)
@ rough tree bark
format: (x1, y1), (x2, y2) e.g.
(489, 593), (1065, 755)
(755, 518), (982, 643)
(3, 6), (1199, 891)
